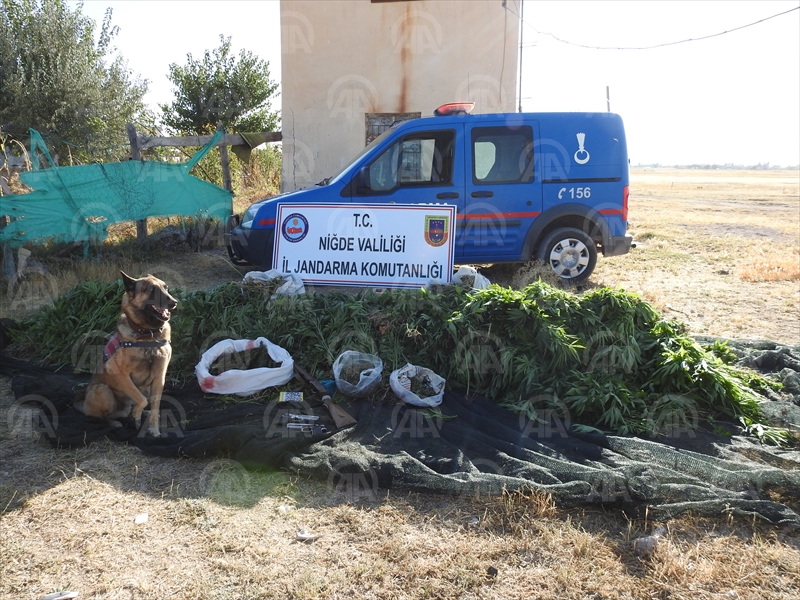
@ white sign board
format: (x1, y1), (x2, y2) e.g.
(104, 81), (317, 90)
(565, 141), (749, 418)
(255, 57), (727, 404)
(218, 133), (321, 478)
(273, 203), (455, 288)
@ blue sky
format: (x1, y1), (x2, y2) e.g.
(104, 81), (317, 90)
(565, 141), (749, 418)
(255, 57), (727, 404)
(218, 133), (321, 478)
(73, 0), (800, 166)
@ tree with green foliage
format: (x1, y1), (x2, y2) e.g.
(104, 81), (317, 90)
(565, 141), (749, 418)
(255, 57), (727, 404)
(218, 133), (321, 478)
(160, 35), (279, 135)
(0, 0), (149, 163)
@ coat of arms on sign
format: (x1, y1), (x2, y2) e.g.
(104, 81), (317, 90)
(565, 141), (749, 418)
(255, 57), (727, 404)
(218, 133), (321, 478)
(424, 215), (448, 247)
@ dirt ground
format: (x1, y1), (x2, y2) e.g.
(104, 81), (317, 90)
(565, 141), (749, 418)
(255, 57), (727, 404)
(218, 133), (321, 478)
(1, 168), (799, 599)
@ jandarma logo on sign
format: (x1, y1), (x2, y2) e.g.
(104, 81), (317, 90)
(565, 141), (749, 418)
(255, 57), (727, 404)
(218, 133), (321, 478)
(281, 213), (309, 242)
(424, 215), (448, 247)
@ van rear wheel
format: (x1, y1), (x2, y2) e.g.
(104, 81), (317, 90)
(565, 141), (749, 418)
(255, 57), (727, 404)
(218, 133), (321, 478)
(536, 227), (597, 285)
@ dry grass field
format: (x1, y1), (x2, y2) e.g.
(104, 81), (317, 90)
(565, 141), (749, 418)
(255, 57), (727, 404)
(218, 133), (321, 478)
(595, 168), (800, 345)
(1, 169), (799, 599)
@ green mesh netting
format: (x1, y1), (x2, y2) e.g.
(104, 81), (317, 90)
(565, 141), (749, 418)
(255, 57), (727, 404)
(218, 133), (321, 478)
(0, 129), (232, 247)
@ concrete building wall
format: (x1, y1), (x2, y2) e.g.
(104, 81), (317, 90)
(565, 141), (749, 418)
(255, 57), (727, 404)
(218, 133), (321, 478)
(280, 0), (519, 191)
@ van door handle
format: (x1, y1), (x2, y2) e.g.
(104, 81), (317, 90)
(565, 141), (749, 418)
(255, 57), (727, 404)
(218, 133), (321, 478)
(471, 191), (494, 198)
(436, 192), (459, 199)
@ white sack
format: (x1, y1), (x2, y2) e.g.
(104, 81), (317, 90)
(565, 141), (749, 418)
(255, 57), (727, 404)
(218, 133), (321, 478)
(196, 337), (294, 396)
(452, 265), (490, 289)
(243, 270), (305, 296)
(389, 363), (446, 408)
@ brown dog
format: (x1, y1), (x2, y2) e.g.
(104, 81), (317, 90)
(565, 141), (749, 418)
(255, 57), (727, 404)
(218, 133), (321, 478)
(75, 271), (177, 436)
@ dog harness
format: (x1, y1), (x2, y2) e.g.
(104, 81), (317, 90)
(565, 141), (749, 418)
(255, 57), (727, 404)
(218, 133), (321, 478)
(103, 332), (169, 363)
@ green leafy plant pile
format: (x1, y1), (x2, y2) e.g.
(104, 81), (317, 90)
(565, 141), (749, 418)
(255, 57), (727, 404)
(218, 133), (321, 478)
(11, 279), (790, 443)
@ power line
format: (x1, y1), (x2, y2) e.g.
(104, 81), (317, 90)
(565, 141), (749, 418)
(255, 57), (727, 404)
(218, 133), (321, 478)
(516, 4), (799, 50)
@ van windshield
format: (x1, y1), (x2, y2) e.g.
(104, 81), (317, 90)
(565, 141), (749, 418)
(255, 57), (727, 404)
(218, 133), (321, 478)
(320, 128), (396, 185)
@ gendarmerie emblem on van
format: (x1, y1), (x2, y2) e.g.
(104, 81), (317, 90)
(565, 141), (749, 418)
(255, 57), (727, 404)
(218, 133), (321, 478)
(424, 215), (448, 247)
(574, 132), (590, 164)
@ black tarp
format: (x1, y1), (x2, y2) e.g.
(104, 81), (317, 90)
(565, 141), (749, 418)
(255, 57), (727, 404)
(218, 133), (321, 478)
(3, 354), (799, 527)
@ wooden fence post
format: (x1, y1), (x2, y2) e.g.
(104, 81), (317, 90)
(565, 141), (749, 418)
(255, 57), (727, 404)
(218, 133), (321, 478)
(1, 174), (15, 281)
(126, 123), (148, 244)
(217, 123), (233, 194)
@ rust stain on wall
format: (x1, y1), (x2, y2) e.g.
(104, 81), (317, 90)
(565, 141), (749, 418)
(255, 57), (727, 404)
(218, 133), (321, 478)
(397, 3), (410, 113)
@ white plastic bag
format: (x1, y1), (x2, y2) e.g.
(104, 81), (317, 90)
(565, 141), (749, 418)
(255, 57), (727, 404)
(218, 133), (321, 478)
(333, 351), (383, 398)
(389, 363), (446, 407)
(452, 265), (490, 289)
(195, 337), (294, 396)
(243, 270), (305, 296)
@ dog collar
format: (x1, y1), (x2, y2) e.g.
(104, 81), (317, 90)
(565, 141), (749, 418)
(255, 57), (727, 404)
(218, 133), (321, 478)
(103, 333), (169, 363)
(128, 323), (164, 338)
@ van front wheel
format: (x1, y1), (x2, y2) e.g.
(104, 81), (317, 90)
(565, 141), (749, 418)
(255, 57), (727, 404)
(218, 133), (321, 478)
(535, 227), (597, 284)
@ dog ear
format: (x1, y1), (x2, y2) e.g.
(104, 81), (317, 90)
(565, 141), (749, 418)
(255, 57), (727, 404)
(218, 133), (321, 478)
(120, 271), (137, 294)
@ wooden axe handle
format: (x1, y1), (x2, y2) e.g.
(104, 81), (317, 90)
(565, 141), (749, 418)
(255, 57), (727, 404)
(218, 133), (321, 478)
(293, 363), (357, 429)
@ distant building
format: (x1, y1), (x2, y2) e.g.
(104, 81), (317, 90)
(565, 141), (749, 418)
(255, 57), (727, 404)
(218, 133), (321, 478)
(280, 0), (519, 191)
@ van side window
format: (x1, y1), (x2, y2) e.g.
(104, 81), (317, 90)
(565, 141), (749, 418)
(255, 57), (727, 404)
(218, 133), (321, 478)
(359, 130), (455, 195)
(471, 126), (534, 184)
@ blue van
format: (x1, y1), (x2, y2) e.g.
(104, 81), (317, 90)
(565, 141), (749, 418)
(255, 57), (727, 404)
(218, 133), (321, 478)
(227, 103), (632, 284)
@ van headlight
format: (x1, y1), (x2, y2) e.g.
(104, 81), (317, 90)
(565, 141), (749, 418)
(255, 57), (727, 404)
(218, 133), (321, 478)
(241, 205), (260, 228)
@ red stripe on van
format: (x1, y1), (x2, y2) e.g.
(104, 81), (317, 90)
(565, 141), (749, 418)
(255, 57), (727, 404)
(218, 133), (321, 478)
(258, 218), (276, 226)
(456, 211), (541, 220)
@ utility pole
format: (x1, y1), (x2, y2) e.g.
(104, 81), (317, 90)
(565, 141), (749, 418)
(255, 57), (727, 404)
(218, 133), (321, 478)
(518, 0), (524, 113)
(606, 86), (611, 112)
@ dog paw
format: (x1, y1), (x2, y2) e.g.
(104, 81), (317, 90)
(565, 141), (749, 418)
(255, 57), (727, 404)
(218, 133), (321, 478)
(148, 428), (162, 438)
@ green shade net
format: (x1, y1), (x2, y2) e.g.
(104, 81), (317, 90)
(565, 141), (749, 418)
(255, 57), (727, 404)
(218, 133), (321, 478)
(0, 129), (233, 247)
